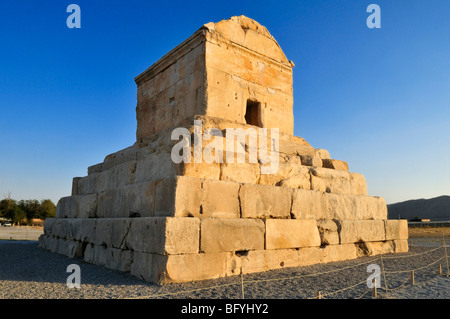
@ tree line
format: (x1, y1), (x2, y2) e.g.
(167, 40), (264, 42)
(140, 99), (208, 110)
(0, 198), (56, 225)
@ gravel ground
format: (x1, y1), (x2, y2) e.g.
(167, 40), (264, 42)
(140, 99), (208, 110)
(0, 239), (449, 300)
(0, 226), (43, 241)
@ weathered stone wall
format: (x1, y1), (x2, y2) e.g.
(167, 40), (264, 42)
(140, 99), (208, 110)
(40, 216), (408, 283)
(135, 16), (294, 142)
(39, 16), (409, 285)
(41, 119), (408, 283)
(204, 17), (294, 134)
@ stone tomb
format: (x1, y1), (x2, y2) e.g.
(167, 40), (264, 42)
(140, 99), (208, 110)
(39, 16), (408, 284)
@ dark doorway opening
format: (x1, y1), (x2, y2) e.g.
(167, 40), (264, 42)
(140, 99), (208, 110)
(245, 100), (262, 127)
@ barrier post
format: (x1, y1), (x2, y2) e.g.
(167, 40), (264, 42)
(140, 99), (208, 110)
(438, 264), (442, 276)
(380, 254), (388, 298)
(240, 273), (245, 299)
(317, 291), (322, 299)
(410, 270), (415, 285)
(372, 278), (377, 298)
(443, 235), (449, 276)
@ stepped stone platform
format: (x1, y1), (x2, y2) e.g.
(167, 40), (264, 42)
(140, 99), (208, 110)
(39, 16), (408, 284)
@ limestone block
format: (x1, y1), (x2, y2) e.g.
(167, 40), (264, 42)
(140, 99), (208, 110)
(97, 182), (156, 218)
(259, 162), (309, 187)
(131, 252), (229, 284)
(59, 219), (70, 239)
(68, 218), (82, 241)
(154, 177), (202, 217)
(200, 218), (265, 253)
(317, 220), (340, 245)
(310, 167), (352, 194)
(105, 247), (133, 272)
(163, 252), (229, 283)
(80, 218), (97, 243)
(321, 244), (357, 263)
(102, 145), (137, 171)
(110, 218), (132, 249)
(338, 220), (386, 244)
(77, 172), (107, 195)
(238, 247), (333, 274)
(91, 245), (107, 266)
(83, 243), (95, 263)
(55, 197), (70, 218)
(43, 218), (56, 235)
(299, 154), (322, 167)
(135, 152), (176, 184)
(240, 183), (291, 218)
(55, 238), (67, 255)
(277, 175), (311, 190)
(238, 249), (300, 274)
(92, 218), (112, 247)
(279, 139), (315, 156)
(220, 162), (260, 184)
(393, 239), (409, 253)
(75, 194), (98, 218)
(314, 149), (330, 160)
(291, 189), (327, 219)
(127, 217), (200, 255)
(130, 252), (164, 283)
(175, 161), (221, 180)
(201, 180), (240, 218)
(322, 159), (349, 171)
(349, 172), (367, 196)
(296, 247), (325, 267)
(361, 196), (388, 220)
(324, 194), (387, 220)
(356, 241), (395, 257)
(51, 219), (62, 238)
(88, 163), (103, 175)
(67, 240), (84, 258)
(57, 195), (97, 218)
(72, 177), (81, 196)
(103, 160), (137, 190)
(265, 219), (321, 249)
(385, 220), (409, 240)
(41, 235), (58, 252)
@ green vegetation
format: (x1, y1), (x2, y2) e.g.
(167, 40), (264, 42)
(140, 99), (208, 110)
(0, 197), (55, 225)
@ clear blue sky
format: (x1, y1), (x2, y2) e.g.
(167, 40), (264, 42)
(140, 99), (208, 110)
(0, 0), (449, 205)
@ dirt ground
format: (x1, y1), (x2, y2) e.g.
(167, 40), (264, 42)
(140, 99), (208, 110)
(408, 227), (450, 238)
(0, 226), (44, 241)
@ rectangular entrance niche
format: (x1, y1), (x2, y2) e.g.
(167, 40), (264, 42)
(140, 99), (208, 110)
(245, 100), (262, 127)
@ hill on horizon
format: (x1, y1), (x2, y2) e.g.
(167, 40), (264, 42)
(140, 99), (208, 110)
(387, 195), (450, 221)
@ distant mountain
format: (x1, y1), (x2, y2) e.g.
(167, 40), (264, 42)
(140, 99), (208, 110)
(387, 195), (450, 221)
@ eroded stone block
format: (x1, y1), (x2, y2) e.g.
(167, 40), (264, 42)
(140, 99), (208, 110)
(240, 183), (291, 218)
(127, 217), (200, 255)
(265, 219), (321, 249)
(338, 220), (386, 244)
(385, 220), (409, 240)
(200, 218), (265, 252)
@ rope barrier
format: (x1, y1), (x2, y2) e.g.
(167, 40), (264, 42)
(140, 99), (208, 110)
(241, 256), (379, 286)
(384, 256), (446, 274)
(381, 245), (443, 259)
(125, 242), (448, 299)
(320, 279), (368, 298)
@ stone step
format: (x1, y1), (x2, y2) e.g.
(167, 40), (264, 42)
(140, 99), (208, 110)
(42, 216), (408, 258)
(61, 176), (374, 220)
